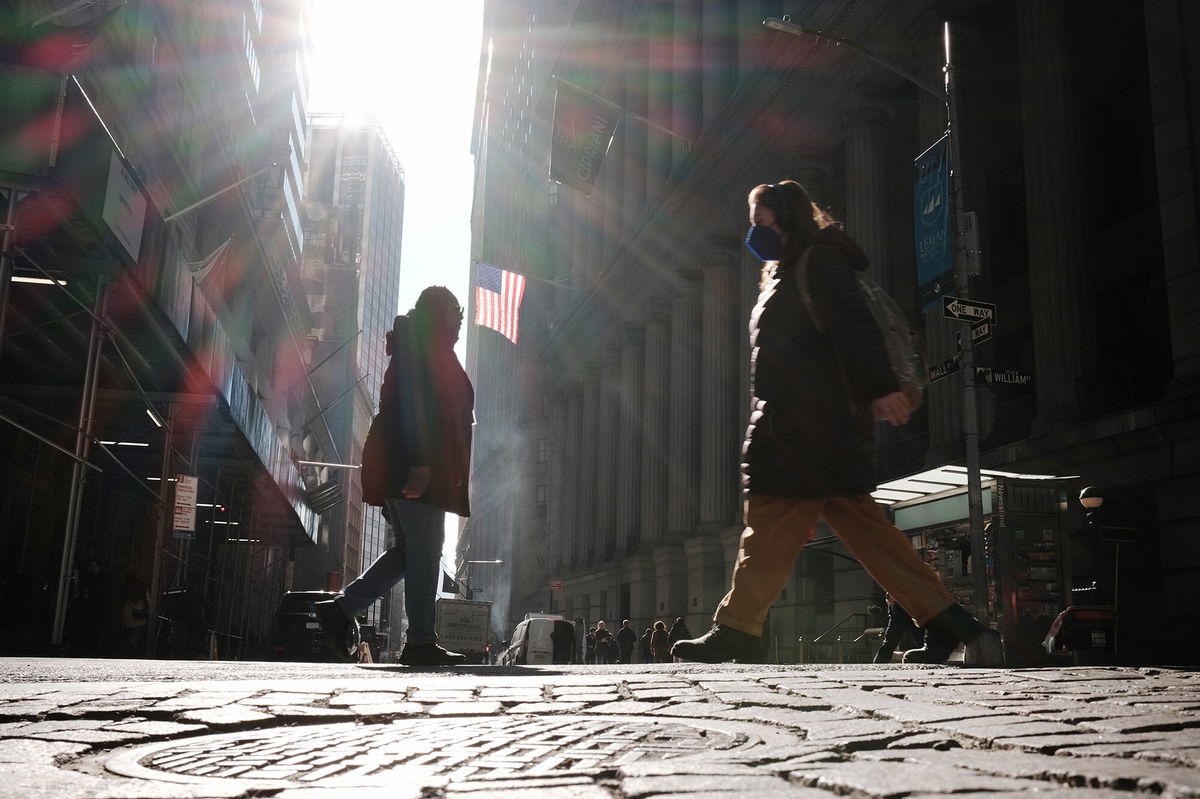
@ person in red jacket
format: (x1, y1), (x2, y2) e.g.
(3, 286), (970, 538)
(316, 286), (474, 667)
(671, 181), (1000, 666)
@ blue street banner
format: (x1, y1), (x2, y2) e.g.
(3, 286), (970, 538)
(914, 135), (952, 310)
(549, 78), (621, 197)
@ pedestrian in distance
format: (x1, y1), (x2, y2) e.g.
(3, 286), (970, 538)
(650, 620), (670, 663)
(615, 619), (638, 664)
(666, 617), (691, 651)
(640, 626), (653, 664)
(671, 180), (1002, 666)
(873, 592), (923, 663)
(593, 620), (614, 664)
(118, 572), (150, 658)
(585, 627), (597, 664)
(315, 286), (474, 667)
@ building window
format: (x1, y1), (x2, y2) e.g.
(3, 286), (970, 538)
(243, 13), (261, 93)
(535, 484), (547, 518)
(536, 438), (548, 463)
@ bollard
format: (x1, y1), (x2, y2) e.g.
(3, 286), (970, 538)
(797, 637), (805, 664)
(836, 635), (844, 663)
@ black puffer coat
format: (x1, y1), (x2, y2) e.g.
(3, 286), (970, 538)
(362, 313), (474, 516)
(742, 232), (897, 498)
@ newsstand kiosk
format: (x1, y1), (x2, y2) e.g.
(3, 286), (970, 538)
(879, 467), (1080, 664)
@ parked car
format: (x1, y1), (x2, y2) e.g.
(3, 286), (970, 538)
(498, 615), (575, 665)
(267, 590), (357, 662)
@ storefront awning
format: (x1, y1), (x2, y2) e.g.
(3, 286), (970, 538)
(872, 465), (1080, 507)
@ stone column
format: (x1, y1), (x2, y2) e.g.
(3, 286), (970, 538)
(736, 0), (772, 89)
(1143, 2), (1200, 393)
(640, 299), (671, 547)
(685, 535), (726, 633)
(624, 5), (649, 231)
(1018, 0), (1093, 430)
(701, 0), (736, 130)
(577, 367), (600, 564)
(699, 239), (740, 532)
(672, 0), (701, 169)
(548, 392), (567, 573)
(561, 384), (582, 568)
(667, 269), (702, 538)
(842, 104), (892, 289)
(595, 349), (622, 561)
(654, 543), (689, 622)
(646, 2), (674, 201)
(616, 324), (644, 556)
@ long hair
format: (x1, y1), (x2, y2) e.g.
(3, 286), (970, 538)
(748, 180), (841, 287)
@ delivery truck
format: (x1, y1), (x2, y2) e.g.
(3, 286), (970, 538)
(434, 598), (492, 662)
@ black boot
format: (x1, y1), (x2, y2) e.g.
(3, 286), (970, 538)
(670, 624), (762, 663)
(902, 604), (1003, 666)
(314, 600), (360, 662)
(399, 643), (468, 666)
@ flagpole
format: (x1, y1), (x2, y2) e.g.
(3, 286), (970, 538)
(553, 76), (692, 147)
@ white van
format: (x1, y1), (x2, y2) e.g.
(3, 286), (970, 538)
(498, 615), (575, 665)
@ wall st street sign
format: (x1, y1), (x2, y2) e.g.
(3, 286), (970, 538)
(929, 356), (962, 383)
(942, 296), (997, 323)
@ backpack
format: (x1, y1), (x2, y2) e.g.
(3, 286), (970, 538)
(794, 247), (928, 412)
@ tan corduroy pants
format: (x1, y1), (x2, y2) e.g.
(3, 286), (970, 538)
(714, 493), (956, 636)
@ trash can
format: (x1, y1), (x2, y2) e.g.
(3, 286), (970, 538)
(1043, 605), (1116, 665)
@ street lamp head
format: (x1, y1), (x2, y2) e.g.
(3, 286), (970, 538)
(763, 16), (806, 36)
(1079, 486), (1104, 510)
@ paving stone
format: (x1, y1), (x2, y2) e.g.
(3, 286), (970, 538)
(503, 702), (586, 714)
(427, 701), (502, 716)
(995, 732), (1169, 753)
(714, 706), (862, 730)
(0, 701), (60, 717)
(264, 705), (358, 720)
(104, 720), (207, 736)
(1079, 711), (1200, 733)
(327, 691), (409, 707)
(869, 746), (1200, 795)
(239, 692), (329, 706)
(178, 705), (274, 725)
(346, 702), (426, 717)
(656, 702), (735, 718)
(786, 758), (1049, 795)
(0, 738), (89, 763)
(152, 692), (259, 711)
(29, 728), (149, 744)
(621, 773), (797, 796)
(586, 699), (667, 714)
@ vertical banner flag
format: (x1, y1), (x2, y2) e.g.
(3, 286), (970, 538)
(914, 134), (952, 310)
(549, 78), (621, 197)
(474, 262), (526, 344)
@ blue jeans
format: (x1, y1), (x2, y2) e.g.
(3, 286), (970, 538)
(337, 498), (445, 646)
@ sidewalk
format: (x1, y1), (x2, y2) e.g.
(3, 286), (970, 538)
(1, 659), (1198, 798)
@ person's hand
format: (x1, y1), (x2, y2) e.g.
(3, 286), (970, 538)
(871, 391), (911, 426)
(402, 466), (431, 498)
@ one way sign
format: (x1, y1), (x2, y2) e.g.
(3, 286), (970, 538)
(942, 296), (997, 323)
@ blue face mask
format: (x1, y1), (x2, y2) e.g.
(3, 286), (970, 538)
(745, 225), (782, 261)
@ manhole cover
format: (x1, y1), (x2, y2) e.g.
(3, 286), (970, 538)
(106, 714), (796, 787)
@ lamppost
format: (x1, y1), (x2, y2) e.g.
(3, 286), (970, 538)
(764, 15), (990, 622)
(1078, 485), (1135, 654)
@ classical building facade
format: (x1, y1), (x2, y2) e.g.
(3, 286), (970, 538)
(294, 114), (406, 651)
(466, 0), (1200, 665)
(0, 0), (332, 657)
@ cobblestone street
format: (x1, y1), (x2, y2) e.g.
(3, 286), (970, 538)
(0, 660), (1198, 798)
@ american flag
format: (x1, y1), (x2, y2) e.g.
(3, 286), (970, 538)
(474, 262), (526, 344)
